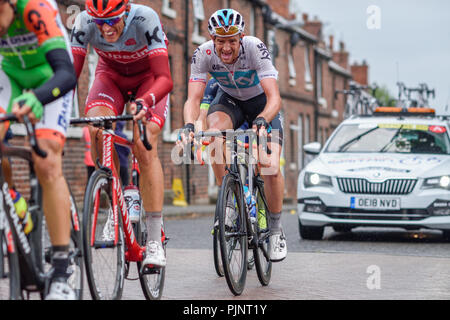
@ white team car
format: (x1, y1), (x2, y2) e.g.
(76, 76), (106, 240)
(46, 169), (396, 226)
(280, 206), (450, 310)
(297, 107), (450, 240)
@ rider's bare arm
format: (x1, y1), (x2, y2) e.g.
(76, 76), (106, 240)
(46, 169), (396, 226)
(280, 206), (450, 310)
(183, 81), (206, 125)
(138, 54), (173, 108)
(257, 78), (282, 123)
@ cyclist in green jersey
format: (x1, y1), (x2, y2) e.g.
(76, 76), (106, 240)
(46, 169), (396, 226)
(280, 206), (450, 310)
(0, 0), (78, 299)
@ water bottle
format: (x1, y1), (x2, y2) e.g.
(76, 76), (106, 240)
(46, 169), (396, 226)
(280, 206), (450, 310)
(123, 186), (141, 223)
(243, 185), (256, 223)
(9, 189), (33, 234)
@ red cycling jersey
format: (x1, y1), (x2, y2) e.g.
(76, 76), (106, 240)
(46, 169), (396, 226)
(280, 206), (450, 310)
(71, 4), (172, 129)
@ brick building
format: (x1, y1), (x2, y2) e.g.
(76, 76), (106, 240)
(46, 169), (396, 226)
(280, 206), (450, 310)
(9, 0), (369, 206)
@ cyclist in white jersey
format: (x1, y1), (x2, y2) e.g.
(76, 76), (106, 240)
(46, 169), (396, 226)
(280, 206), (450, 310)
(181, 9), (286, 262)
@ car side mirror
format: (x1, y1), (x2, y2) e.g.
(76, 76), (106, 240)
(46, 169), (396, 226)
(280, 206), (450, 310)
(303, 142), (321, 155)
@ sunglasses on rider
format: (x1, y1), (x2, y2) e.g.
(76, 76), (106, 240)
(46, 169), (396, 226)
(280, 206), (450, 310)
(92, 16), (122, 27)
(215, 26), (240, 36)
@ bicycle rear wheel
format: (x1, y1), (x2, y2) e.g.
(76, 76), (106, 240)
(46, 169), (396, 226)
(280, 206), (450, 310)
(136, 214), (166, 300)
(253, 185), (272, 286)
(0, 226), (21, 299)
(218, 174), (247, 296)
(83, 170), (125, 300)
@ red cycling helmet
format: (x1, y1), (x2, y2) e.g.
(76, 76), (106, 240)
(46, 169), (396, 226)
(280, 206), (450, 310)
(85, 0), (128, 18)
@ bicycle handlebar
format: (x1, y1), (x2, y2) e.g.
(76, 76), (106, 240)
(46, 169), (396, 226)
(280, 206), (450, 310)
(0, 109), (47, 158)
(128, 92), (152, 151)
(194, 130), (272, 155)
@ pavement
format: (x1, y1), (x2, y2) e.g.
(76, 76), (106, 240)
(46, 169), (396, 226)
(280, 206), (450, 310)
(162, 203), (297, 218)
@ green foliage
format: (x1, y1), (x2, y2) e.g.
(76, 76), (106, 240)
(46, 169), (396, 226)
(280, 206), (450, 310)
(371, 84), (396, 106)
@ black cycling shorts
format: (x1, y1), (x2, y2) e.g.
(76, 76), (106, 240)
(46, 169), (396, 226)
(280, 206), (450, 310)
(207, 88), (284, 145)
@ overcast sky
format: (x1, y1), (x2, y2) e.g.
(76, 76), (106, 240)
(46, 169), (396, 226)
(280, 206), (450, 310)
(289, 0), (450, 115)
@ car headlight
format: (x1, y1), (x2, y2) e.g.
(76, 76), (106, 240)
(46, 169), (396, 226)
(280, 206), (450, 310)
(422, 176), (450, 190)
(304, 172), (333, 188)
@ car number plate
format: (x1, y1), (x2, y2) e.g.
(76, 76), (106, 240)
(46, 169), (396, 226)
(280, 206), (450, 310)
(350, 196), (401, 211)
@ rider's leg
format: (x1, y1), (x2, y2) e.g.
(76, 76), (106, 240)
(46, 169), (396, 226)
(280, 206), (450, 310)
(133, 122), (163, 232)
(133, 121), (167, 267)
(33, 137), (74, 280)
(33, 137), (71, 246)
(84, 73), (125, 171)
(260, 141), (284, 232)
(0, 122), (13, 186)
(85, 106), (120, 171)
(206, 111), (234, 186)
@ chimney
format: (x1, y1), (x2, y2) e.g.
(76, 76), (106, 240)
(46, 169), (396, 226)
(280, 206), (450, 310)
(302, 15), (322, 38)
(329, 35), (334, 51)
(332, 40), (349, 70)
(351, 61), (369, 86)
(266, 0), (290, 19)
(302, 13), (308, 23)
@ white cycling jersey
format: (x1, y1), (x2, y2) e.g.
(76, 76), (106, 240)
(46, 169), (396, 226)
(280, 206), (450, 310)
(189, 36), (278, 101)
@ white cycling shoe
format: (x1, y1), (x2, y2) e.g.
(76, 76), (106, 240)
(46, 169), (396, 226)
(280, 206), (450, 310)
(143, 241), (166, 267)
(268, 231), (287, 262)
(45, 278), (76, 300)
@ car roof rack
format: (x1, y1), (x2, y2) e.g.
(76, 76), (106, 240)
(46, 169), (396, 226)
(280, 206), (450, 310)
(371, 82), (437, 117)
(335, 81), (379, 118)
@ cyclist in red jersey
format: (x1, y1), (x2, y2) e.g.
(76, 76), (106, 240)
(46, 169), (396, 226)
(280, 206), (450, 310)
(71, 0), (173, 267)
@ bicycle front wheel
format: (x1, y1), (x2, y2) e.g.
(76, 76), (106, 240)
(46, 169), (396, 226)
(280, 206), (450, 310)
(0, 226), (21, 299)
(253, 185), (272, 286)
(212, 207), (224, 277)
(218, 174), (247, 296)
(83, 170), (125, 300)
(136, 215), (166, 300)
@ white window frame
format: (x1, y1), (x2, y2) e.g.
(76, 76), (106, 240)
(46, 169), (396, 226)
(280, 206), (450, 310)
(88, 47), (98, 90)
(162, 0), (177, 19)
(288, 50), (297, 87)
(72, 87), (80, 118)
(249, 4), (256, 36)
(297, 114), (303, 170)
(304, 45), (313, 91)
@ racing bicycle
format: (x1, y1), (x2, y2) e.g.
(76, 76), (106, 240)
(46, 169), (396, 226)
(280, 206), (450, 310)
(0, 113), (83, 300)
(70, 105), (167, 300)
(194, 129), (272, 296)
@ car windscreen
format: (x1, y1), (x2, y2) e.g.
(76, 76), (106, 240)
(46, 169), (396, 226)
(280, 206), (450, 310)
(325, 123), (450, 154)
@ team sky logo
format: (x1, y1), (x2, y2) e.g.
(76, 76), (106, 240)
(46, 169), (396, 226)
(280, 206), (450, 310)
(256, 43), (271, 60)
(210, 71), (260, 89)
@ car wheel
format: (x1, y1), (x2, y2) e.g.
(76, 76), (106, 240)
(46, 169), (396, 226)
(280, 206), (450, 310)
(442, 230), (450, 241)
(298, 220), (324, 240)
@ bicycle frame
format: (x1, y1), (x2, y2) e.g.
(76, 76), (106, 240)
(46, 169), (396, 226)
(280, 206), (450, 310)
(91, 127), (145, 262)
(195, 130), (271, 245)
(0, 143), (47, 292)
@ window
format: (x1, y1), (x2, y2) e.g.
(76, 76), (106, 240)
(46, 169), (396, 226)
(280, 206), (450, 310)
(304, 45), (313, 91)
(87, 47), (98, 91)
(72, 87), (80, 118)
(316, 60), (323, 100)
(162, 0), (176, 19)
(249, 4), (256, 36)
(192, 0), (206, 45)
(267, 29), (278, 66)
(297, 114), (303, 170)
(288, 49), (296, 87)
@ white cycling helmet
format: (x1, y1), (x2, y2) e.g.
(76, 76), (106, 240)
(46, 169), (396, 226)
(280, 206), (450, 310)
(208, 9), (245, 37)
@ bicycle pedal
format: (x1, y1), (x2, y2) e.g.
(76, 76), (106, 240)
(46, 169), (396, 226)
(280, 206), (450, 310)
(140, 264), (161, 275)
